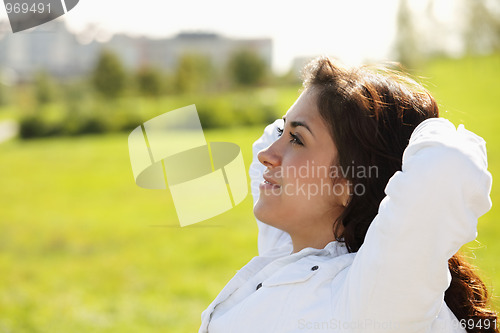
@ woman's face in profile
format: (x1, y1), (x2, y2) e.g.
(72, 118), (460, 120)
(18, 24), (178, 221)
(254, 89), (348, 236)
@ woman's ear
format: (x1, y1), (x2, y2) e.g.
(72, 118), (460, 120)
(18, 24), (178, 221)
(341, 192), (350, 207)
(333, 177), (351, 207)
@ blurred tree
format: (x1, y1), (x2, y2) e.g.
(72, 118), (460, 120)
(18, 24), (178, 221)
(394, 0), (421, 69)
(275, 68), (301, 86)
(422, 0), (445, 58)
(91, 49), (126, 99)
(34, 70), (57, 105)
(0, 70), (8, 106)
(228, 49), (267, 86)
(174, 54), (213, 93)
(0, 83), (8, 106)
(463, 0), (500, 54)
(136, 66), (163, 97)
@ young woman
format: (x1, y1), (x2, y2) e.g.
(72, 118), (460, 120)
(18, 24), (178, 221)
(199, 57), (498, 332)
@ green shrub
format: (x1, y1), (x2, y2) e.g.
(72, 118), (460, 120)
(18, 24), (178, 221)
(19, 112), (63, 138)
(19, 113), (45, 138)
(197, 99), (236, 129)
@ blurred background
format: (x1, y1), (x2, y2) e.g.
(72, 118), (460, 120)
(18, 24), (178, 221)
(0, 0), (499, 331)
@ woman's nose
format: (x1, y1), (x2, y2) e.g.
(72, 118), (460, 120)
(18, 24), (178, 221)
(258, 142), (281, 168)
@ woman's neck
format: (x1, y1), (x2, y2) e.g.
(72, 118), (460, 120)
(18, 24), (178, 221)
(290, 223), (342, 253)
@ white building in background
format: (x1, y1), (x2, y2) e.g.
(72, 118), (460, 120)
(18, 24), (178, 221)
(153, 32), (272, 71)
(0, 20), (84, 79)
(0, 20), (272, 80)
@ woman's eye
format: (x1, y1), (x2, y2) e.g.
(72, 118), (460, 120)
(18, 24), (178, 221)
(289, 132), (303, 146)
(276, 126), (303, 146)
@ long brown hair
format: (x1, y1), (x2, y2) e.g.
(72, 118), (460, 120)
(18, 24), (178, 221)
(302, 56), (498, 333)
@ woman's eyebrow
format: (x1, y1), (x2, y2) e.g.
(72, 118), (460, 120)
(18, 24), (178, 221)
(282, 116), (315, 137)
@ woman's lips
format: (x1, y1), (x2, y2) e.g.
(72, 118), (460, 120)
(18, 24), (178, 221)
(259, 179), (281, 191)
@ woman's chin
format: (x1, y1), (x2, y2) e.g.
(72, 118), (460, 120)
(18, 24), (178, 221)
(253, 200), (264, 221)
(253, 199), (274, 224)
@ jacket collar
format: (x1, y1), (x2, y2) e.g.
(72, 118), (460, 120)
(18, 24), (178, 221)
(199, 241), (350, 332)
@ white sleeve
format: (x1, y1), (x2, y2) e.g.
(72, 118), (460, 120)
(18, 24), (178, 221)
(338, 118), (492, 332)
(249, 119), (293, 256)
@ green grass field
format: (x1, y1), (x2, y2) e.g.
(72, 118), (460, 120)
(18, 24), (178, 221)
(0, 54), (499, 332)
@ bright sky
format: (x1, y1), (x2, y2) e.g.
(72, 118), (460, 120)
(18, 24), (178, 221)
(0, 0), (459, 73)
(63, 0), (401, 73)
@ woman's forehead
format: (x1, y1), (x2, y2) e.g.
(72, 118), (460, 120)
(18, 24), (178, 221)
(284, 90), (318, 120)
(284, 90), (328, 132)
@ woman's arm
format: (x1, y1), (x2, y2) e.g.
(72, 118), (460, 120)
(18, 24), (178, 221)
(338, 118), (492, 332)
(249, 119), (293, 256)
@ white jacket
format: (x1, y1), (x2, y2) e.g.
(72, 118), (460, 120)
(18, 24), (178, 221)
(199, 118), (492, 333)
